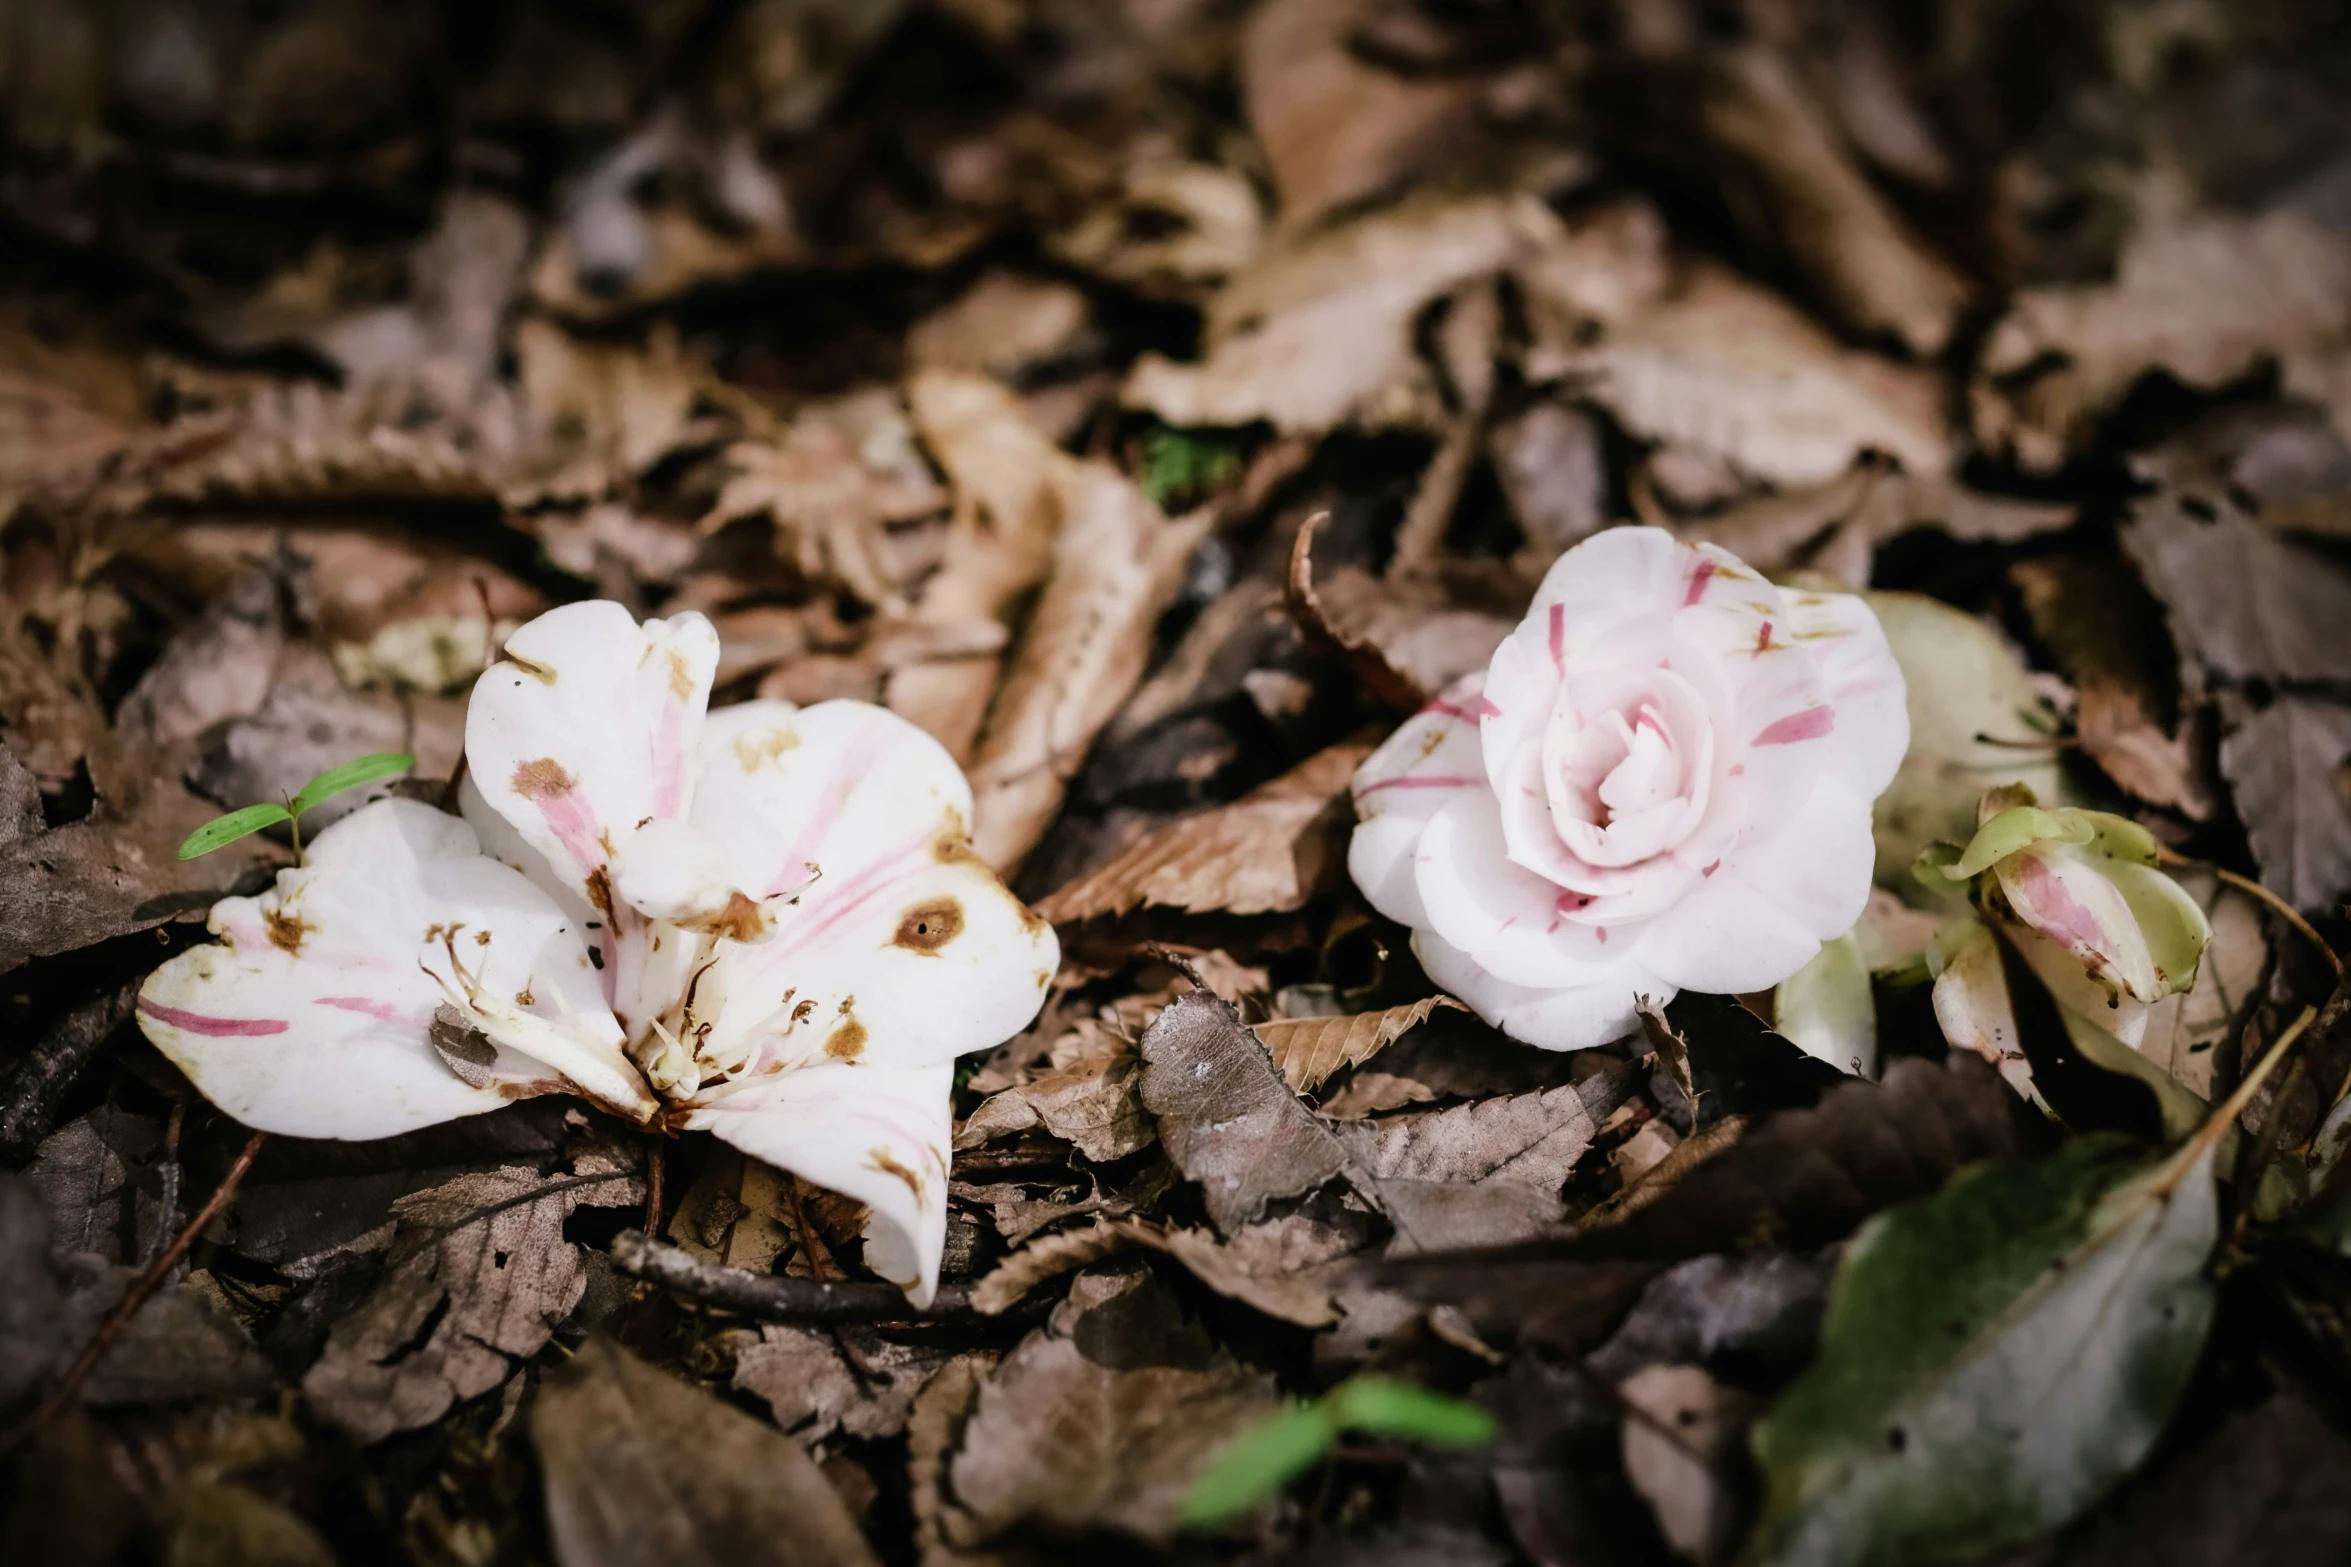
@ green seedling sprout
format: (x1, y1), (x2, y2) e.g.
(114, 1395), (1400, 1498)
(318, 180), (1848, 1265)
(1141, 423), (1246, 509)
(178, 752), (416, 865)
(1179, 1376), (1496, 1530)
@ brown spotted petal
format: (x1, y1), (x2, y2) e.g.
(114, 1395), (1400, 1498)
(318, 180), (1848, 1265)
(685, 1062), (955, 1305)
(137, 800), (650, 1139)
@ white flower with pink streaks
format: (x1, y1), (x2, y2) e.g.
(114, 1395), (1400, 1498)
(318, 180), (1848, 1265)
(137, 602), (1056, 1304)
(1349, 527), (1908, 1050)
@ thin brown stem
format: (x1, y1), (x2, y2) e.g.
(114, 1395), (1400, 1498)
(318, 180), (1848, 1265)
(644, 1138), (666, 1240)
(2159, 848), (2341, 976)
(2, 1129), (267, 1456)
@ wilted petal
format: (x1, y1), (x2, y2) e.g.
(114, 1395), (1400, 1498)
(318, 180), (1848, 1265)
(1994, 843), (2161, 1002)
(465, 602), (721, 920)
(2104, 860), (2213, 997)
(685, 1063), (954, 1305)
(1927, 919), (2042, 1105)
(138, 800), (643, 1139)
(681, 700), (1056, 1074)
(1349, 675), (1491, 927)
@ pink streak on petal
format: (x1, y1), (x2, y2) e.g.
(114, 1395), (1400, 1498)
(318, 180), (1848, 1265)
(1595, 927), (1609, 944)
(1357, 774), (1482, 797)
(1548, 603), (1566, 671)
(2011, 854), (2109, 954)
(651, 697), (688, 818)
(1683, 559), (1717, 606)
(533, 786), (606, 875)
(1753, 706), (1835, 746)
(772, 724), (889, 896)
(315, 996), (402, 1021)
(1421, 694), (1502, 723)
(138, 998), (289, 1037)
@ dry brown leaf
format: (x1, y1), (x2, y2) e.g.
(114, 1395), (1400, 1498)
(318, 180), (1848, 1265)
(1976, 209), (2351, 472)
(1533, 259), (1948, 487)
(731, 1323), (949, 1443)
(963, 463), (1212, 871)
(944, 1268), (1284, 1547)
(533, 1339), (880, 1567)
(303, 1150), (640, 1443)
(1337, 1071), (1636, 1192)
(955, 1044), (1153, 1164)
(1123, 192), (1558, 435)
(0, 367), (135, 491)
(700, 425), (946, 609)
(1138, 988), (1354, 1234)
(1700, 45), (1968, 357)
(890, 372), (1078, 760)
(970, 1222), (1142, 1315)
(1675, 466), (2074, 588)
(1284, 515), (1430, 711)
(1048, 157), (1265, 297)
(2011, 554), (2214, 818)
(1240, 0), (1491, 233)
(1033, 741), (1372, 923)
(908, 272), (1092, 378)
(908, 1353), (1005, 1567)
(667, 1144), (797, 1275)
(1257, 996), (1468, 1092)
(1311, 566), (1521, 696)
(510, 318), (706, 503)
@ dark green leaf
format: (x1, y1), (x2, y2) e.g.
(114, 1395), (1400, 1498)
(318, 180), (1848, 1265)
(288, 752), (415, 817)
(1327, 1378), (1496, 1447)
(1179, 1403), (1335, 1529)
(177, 803), (293, 860)
(1141, 425), (1244, 509)
(1745, 1132), (2225, 1567)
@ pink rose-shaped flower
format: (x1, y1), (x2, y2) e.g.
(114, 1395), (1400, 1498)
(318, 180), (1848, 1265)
(1349, 527), (1908, 1049)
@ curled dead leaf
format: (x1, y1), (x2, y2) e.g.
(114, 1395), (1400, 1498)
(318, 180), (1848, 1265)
(1257, 995), (1467, 1092)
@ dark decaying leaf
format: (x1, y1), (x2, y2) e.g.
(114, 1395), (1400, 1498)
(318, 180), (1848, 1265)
(2123, 484), (2351, 687)
(942, 1267), (1284, 1548)
(1651, 992), (1849, 1127)
(2038, 1387), (2351, 1567)
(1139, 987), (1354, 1234)
(1746, 1131), (2227, 1567)
(1370, 1055), (2020, 1353)
(0, 1174), (73, 1407)
(533, 1339), (881, 1567)
(303, 1150), (640, 1442)
(2216, 691), (2351, 916)
(1337, 1069), (1636, 1191)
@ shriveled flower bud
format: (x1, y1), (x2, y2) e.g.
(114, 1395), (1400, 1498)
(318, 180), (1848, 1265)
(1918, 785), (2210, 1005)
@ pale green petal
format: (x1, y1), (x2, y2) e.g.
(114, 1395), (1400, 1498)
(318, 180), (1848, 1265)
(2103, 861), (2214, 998)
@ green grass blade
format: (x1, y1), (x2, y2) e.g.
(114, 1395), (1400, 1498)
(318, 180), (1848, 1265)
(178, 803), (293, 860)
(1179, 1403), (1335, 1530)
(289, 751), (415, 817)
(1327, 1378), (1497, 1448)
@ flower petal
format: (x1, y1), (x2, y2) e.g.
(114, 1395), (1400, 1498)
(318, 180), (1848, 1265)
(137, 800), (637, 1139)
(1413, 927), (1662, 1051)
(464, 602), (720, 919)
(1413, 791), (1634, 989)
(2105, 860), (2213, 998)
(1781, 586), (1909, 798)
(680, 700), (1055, 1075)
(1994, 843), (2162, 1002)
(1349, 675), (1491, 927)
(685, 1063), (953, 1305)
(1632, 778), (1874, 993)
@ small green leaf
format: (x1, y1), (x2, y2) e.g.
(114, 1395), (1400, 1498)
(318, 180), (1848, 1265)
(1141, 425), (1244, 509)
(1179, 1403), (1336, 1529)
(178, 803), (293, 860)
(1326, 1378), (1497, 1448)
(289, 751), (415, 817)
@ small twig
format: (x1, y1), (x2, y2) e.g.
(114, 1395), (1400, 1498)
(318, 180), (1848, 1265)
(610, 1229), (982, 1319)
(2158, 848), (2342, 976)
(0, 983), (140, 1162)
(153, 1099), (187, 1265)
(643, 1138), (666, 1240)
(2, 1129), (267, 1456)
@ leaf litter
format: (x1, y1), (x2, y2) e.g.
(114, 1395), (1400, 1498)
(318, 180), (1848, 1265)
(8, 2), (2351, 1562)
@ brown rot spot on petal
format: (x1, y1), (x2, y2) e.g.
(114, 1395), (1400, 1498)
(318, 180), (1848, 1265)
(585, 867), (617, 923)
(263, 908), (312, 955)
(867, 1148), (923, 1199)
(891, 897), (965, 954)
(509, 653), (556, 685)
(732, 728), (800, 771)
(511, 757), (576, 798)
(932, 831), (982, 867)
(825, 1016), (869, 1060)
(790, 999), (817, 1026)
(667, 649), (696, 699)
(686, 890), (771, 943)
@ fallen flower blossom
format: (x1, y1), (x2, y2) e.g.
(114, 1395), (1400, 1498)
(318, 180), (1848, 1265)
(1349, 526), (1907, 1049)
(137, 601), (1058, 1304)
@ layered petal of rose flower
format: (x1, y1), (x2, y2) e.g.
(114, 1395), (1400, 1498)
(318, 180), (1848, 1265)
(138, 800), (649, 1138)
(140, 602), (1055, 1304)
(1351, 526), (1907, 1050)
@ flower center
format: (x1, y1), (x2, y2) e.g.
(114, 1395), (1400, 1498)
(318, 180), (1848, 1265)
(1542, 667), (1714, 869)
